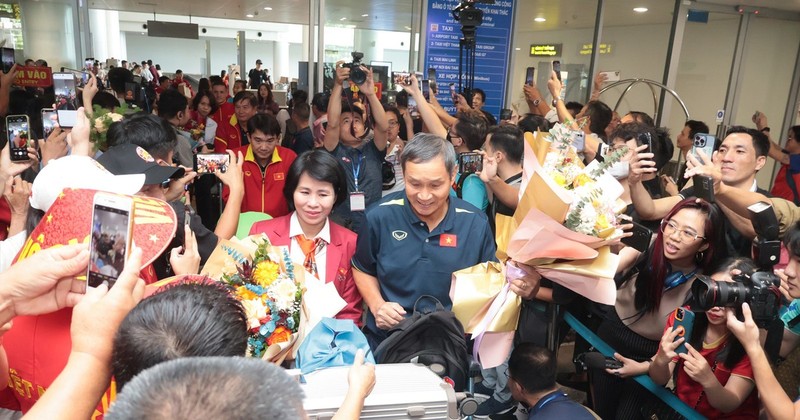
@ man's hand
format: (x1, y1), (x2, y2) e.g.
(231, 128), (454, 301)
(0, 141), (35, 184)
(165, 169), (197, 202)
(374, 301), (406, 330)
(357, 66), (377, 98)
(455, 94), (470, 113)
(547, 71), (563, 100)
(753, 112), (768, 131)
(0, 244), (90, 318)
(628, 144), (656, 186)
(169, 224), (201, 276)
(684, 150), (722, 194)
(214, 150), (244, 191)
(70, 247), (145, 364)
(0, 64), (18, 88)
(507, 261), (541, 300)
(347, 349), (376, 399)
(593, 72), (608, 93)
(680, 343), (717, 388)
(67, 107), (92, 156)
(401, 74), (421, 97)
(3, 176), (30, 217)
(38, 126), (70, 166)
(334, 60), (349, 86)
(476, 150), (498, 183)
(726, 304), (762, 353)
(82, 73), (99, 115)
(660, 175), (679, 196)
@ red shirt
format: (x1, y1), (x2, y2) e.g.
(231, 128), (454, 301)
(229, 145), (296, 216)
(214, 115), (247, 152)
(210, 102), (234, 128)
(665, 314), (758, 419)
(771, 163), (800, 203)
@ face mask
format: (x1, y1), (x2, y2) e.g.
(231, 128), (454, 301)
(608, 161), (629, 180)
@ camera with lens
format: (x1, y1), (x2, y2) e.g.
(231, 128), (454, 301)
(342, 52), (367, 85)
(691, 272), (781, 328)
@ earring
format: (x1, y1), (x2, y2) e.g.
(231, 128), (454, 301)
(695, 251), (705, 263)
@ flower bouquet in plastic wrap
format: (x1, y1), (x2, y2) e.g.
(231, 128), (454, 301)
(202, 234), (306, 365)
(451, 123), (628, 367)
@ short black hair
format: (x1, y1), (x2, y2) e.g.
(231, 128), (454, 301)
(311, 92), (330, 113)
(455, 110), (488, 151)
(626, 111), (655, 127)
(584, 100), (613, 139)
(565, 101), (584, 116)
(395, 90), (409, 108)
(685, 120), (710, 139)
(292, 102), (310, 121)
(472, 88), (486, 102)
(518, 114), (549, 133)
(108, 67), (134, 94)
(508, 343), (557, 394)
(107, 113), (177, 161)
(487, 125), (523, 164)
(93, 91), (121, 111)
(157, 90), (188, 120)
(725, 125), (770, 158)
(383, 105), (402, 125)
(785, 222), (800, 259)
(175, 69), (183, 75)
(233, 90), (258, 108)
(610, 121), (666, 168)
(158, 76), (170, 85)
(233, 80), (247, 90)
(106, 357), (305, 420)
(111, 281), (247, 391)
(284, 150), (348, 209)
(247, 113), (281, 137)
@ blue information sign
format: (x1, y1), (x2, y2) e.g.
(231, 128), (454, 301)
(424, 0), (514, 120)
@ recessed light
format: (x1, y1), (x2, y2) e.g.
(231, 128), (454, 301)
(263, 7), (272, 10)
(633, 7), (648, 13)
(361, 13), (368, 17)
(515, 47), (521, 51)
(404, 26), (411, 30)
(534, 17), (546, 22)
(340, 17), (347, 21)
(246, 13), (254, 17)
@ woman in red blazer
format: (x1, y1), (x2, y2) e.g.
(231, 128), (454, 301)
(249, 150), (363, 325)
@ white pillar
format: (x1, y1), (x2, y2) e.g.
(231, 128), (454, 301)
(20, 0), (79, 69)
(89, 9), (108, 62)
(274, 40), (289, 83)
(105, 10), (121, 60)
(354, 29), (382, 63)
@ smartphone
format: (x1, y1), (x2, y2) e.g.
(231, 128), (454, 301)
(691, 133), (715, 163)
(552, 61), (562, 81)
(458, 152), (483, 174)
(124, 82), (139, 103)
(41, 108), (57, 140)
(449, 83), (458, 104)
(408, 97), (419, 117)
(571, 130), (585, 152)
(392, 71), (411, 87)
(500, 108), (512, 121)
(621, 221), (653, 253)
(53, 72), (78, 127)
(1, 48), (14, 73)
(6, 115), (31, 162)
(88, 193), (134, 289)
(421, 79), (430, 101)
(600, 70), (621, 82)
(524, 67), (535, 86)
(84, 58), (94, 71)
(693, 175), (715, 203)
(195, 153), (231, 174)
(637, 132), (653, 154)
(427, 68), (437, 92)
(673, 307), (695, 355)
(60, 67), (91, 88)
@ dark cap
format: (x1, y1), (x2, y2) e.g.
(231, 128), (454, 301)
(256, 59), (263, 64)
(97, 144), (185, 186)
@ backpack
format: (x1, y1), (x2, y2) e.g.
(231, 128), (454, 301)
(374, 295), (469, 391)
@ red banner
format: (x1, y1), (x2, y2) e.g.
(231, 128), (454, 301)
(15, 66), (53, 88)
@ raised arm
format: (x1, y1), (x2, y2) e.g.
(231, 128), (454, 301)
(546, 71), (578, 130)
(403, 75), (446, 139)
(323, 61), (347, 152)
(357, 67), (389, 151)
(428, 93), (458, 128)
(629, 145), (680, 220)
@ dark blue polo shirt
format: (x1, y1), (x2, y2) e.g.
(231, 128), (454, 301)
(353, 190), (497, 341)
(527, 390), (596, 419)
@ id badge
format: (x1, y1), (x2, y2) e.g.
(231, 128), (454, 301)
(350, 192), (366, 211)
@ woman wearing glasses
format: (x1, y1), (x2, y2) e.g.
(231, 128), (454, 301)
(590, 197), (729, 419)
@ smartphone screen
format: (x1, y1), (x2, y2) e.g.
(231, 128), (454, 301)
(500, 108), (512, 121)
(195, 153), (231, 174)
(421, 80), (430, 100)
(552, 61), (562, 81)
(124, 82), (139, 103)
(673, 308), (695, 354)
(408, 97), (419, 117)
(1, 48), (14, 73)
(88, 194), (133, 288)
(84, 58), (94, 71)
(6, 115), (30, 161)
(54, 72), (78, 127)
(459, 152), (483, 173)
(61, 67), (90, 88)
(41, 108), (57, 140)
(525, 67), (535, 85)
(449, 83), (458, 104)
(427, 68), (437, 91)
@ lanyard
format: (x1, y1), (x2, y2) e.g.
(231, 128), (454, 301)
(350, 149), (364, 191)
(534, 393), (563, 411)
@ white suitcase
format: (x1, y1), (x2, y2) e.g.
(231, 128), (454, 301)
(301, 363), (461, 419)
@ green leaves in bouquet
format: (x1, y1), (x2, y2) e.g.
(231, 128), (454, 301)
(590, 146), (628, 179)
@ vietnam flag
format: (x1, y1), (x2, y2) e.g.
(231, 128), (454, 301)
(440, 233), (458, 247)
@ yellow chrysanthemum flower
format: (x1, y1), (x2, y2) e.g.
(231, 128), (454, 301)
(551, 172), (567, 187)
(573, 173), (593, 188)
(253, 260), (280, 287)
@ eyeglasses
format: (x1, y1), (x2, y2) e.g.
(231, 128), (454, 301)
(661, 220), (705, 243)
(251, 136), (280, 146)
(388, 120), (400, 127)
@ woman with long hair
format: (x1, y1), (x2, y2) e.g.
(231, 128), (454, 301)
(183, 90), (218, 149)
(649, 257), (759, 418)
(257, 82), (280, 115)
(591, 197), (729, 419)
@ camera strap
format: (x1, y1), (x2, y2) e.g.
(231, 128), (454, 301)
(764, 318), (784, 363)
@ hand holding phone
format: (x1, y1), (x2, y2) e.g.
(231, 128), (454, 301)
(552, 61), (562, 81)
(88, 193), (134, 289)
(421, 80), (430, 100)
(458, 152), (483, 173)
(691, 133), (715, 163)
(621, 221), (653, 253)
(53, 72), (79, 128)
(525, 67), (535, 86)
(6, 115), (31, 162)
(195, 153), (231, 175)
(672, 308), (695, 355)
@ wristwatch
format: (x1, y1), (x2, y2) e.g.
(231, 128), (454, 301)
(552, 98), (560, 107)
(761, 127), (771, 133)
(532, 99), (541, 106)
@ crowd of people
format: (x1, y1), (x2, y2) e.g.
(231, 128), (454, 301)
(0, 50), (800, 420)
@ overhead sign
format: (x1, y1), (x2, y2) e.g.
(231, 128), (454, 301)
(530, 44), (562, 57)
(579, 43), (614, 55)
(424, 0), (515, 119)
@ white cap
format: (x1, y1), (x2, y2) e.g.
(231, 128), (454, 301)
(30, 155), (146, 211)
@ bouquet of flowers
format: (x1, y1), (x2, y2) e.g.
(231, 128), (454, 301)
(213, 236), (304, 361)
(185, 119), (206, 141)
(89, 104), (129, 152)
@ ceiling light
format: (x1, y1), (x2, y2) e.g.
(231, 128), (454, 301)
(361, 14), (368, 17)
(404, 26), (412, 30)
(263, 7), (272, 10)
(340, 17), (347, 21)
(633, 7), (648, 13)
(515, 47), (521, 51)
(534, 17), (546, 22)
(246, 13), (254, 17)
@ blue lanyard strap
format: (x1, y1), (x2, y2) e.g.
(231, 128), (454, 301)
(350, 150), (364, 190)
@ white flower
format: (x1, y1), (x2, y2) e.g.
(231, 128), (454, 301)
(109, 113), (124, 122)
(268, 278), (298, 311)
(241, 298), (268, 329)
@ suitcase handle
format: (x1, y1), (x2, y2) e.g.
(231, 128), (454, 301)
(413, 295), (445, 314)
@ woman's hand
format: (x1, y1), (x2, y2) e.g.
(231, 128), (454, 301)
(628, 144), (656, 186)
(606, 352), (650, 378)
(655, 325), (684, 365)
(680, 343), (717, 388)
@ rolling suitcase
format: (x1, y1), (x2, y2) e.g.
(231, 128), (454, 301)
(301, 363), (462, 419)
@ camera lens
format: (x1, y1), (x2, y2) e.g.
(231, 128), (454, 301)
(350, 67), (367, 85)
(690, 274), (749, 310)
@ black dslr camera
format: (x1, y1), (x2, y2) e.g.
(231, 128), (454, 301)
(691, 201), (782, 328)
(342, 52), (367, 85)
